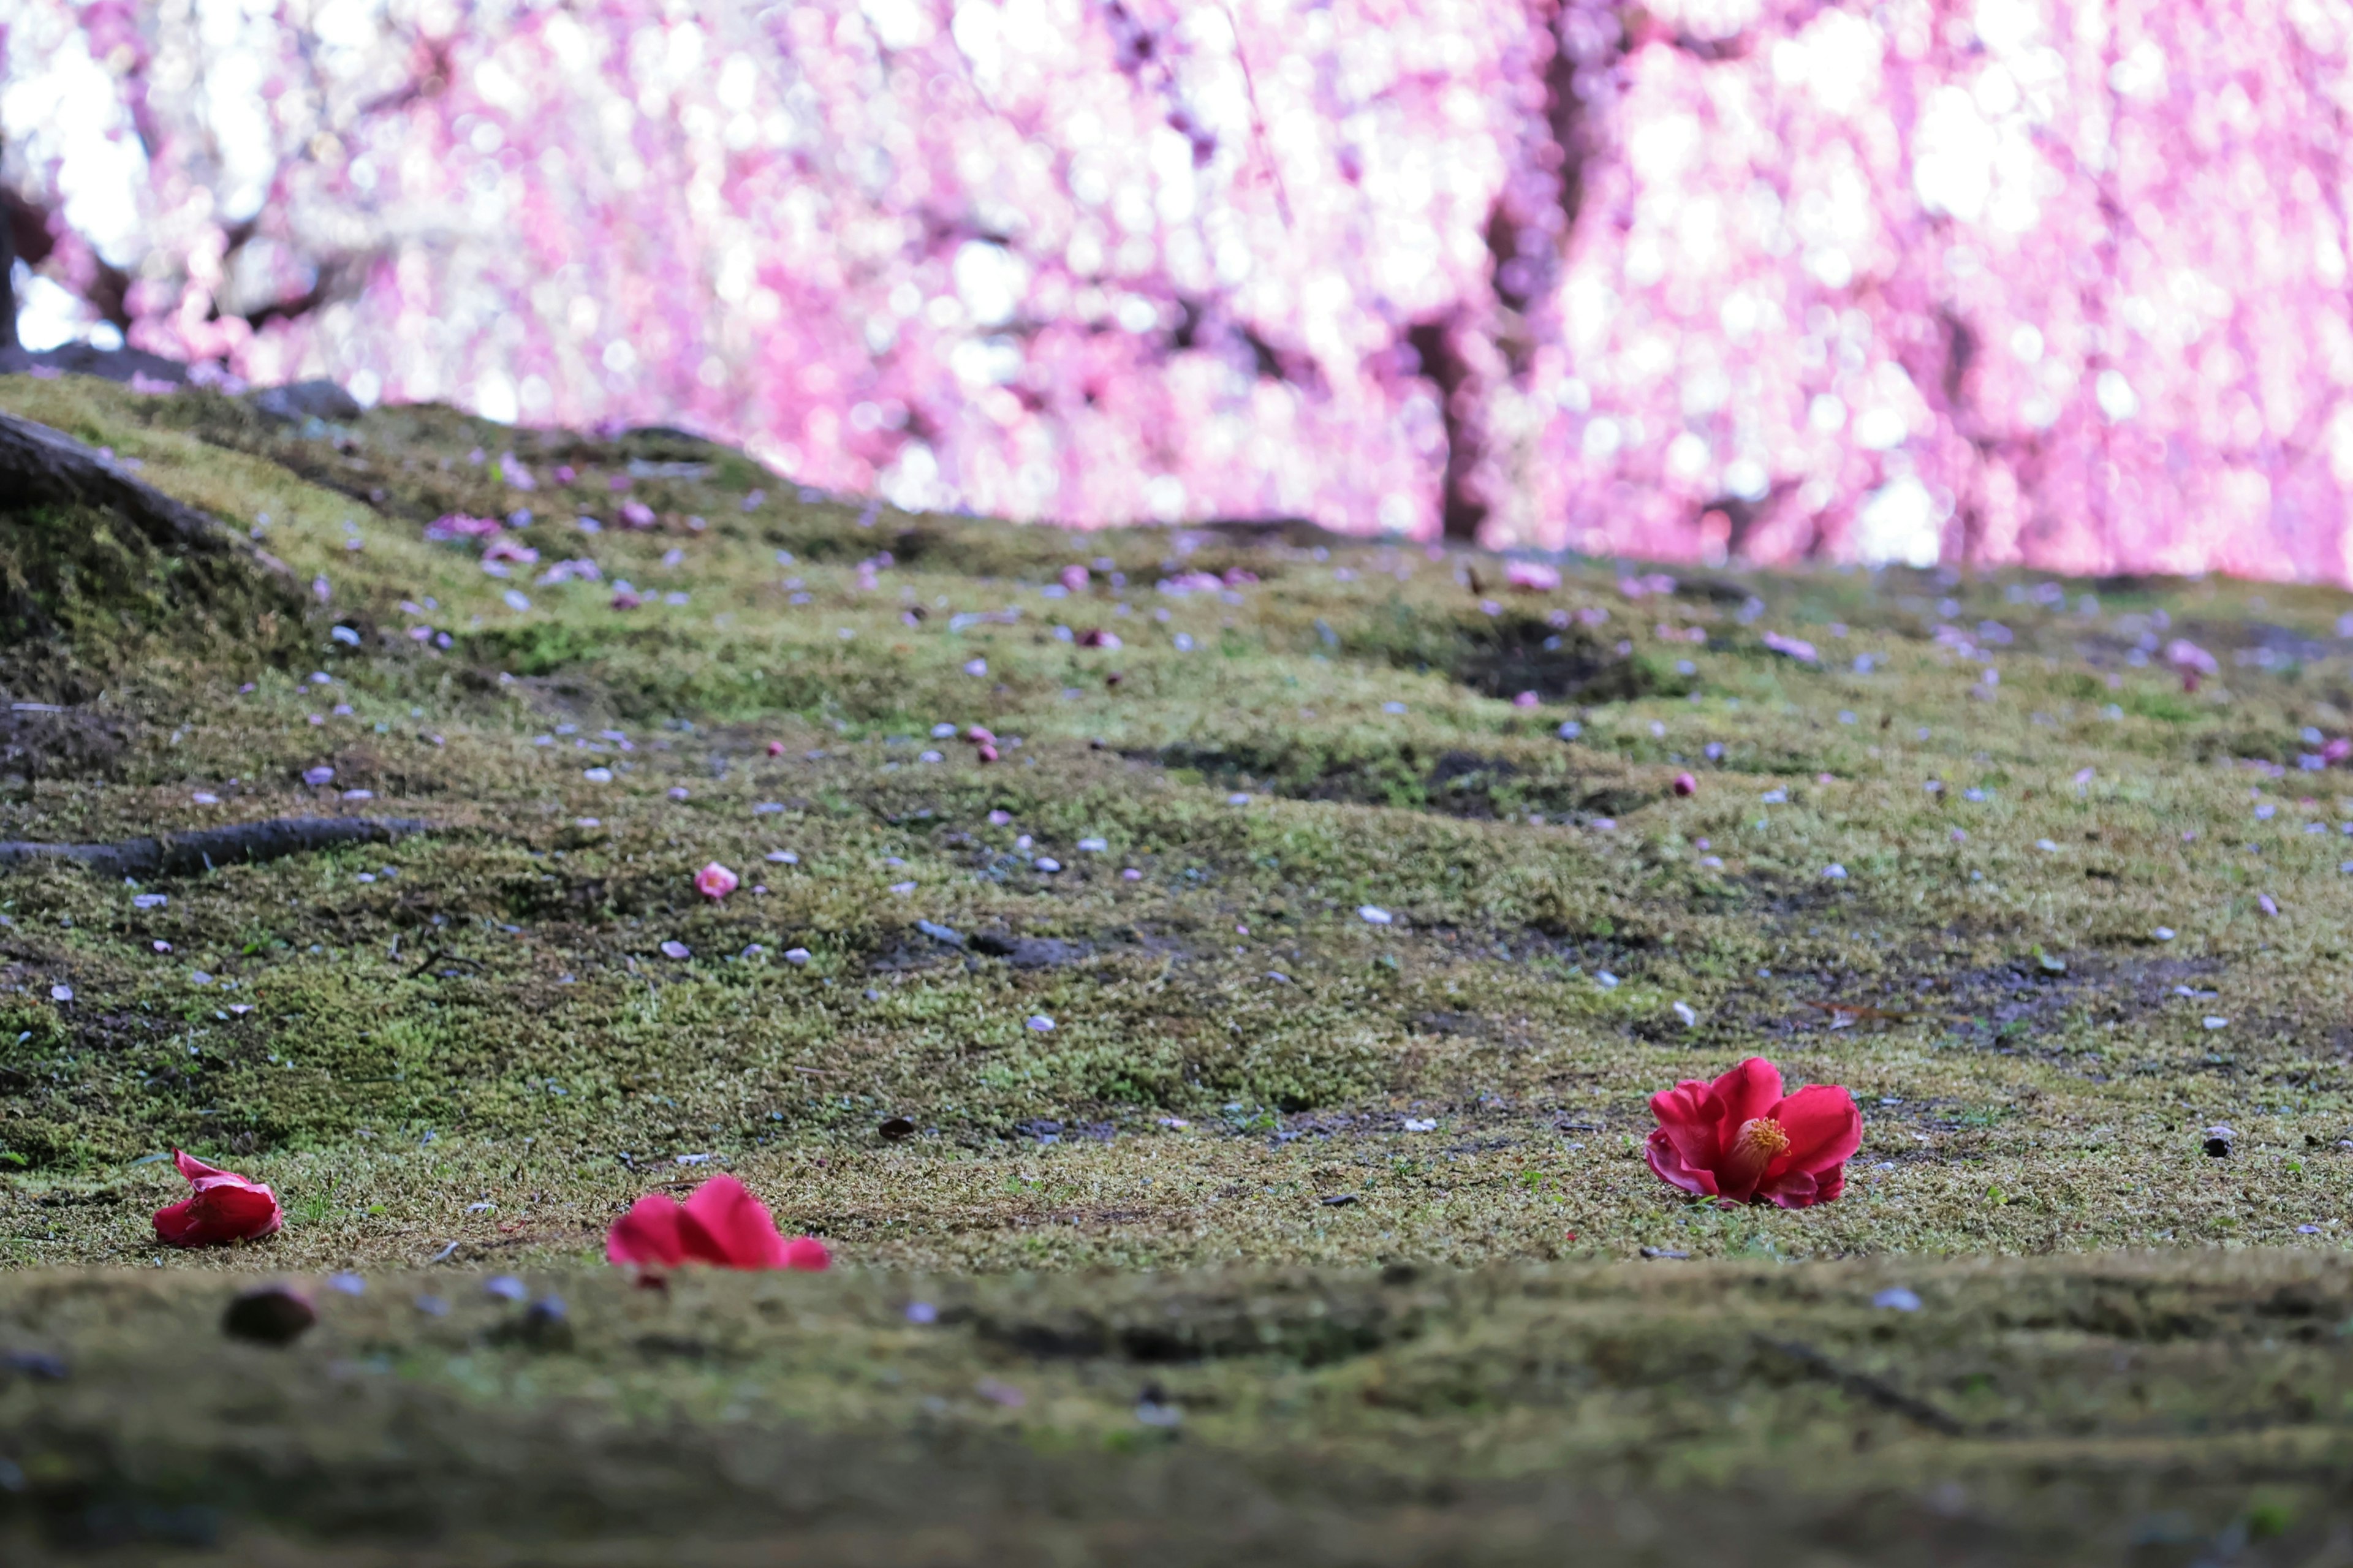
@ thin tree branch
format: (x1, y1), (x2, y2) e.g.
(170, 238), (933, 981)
(0, 817), (432, 879)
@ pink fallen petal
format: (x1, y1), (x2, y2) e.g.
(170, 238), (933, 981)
(2165, 638), (2219, 676)
(425, 513), (504, 543)
(695, 862), (741, 901)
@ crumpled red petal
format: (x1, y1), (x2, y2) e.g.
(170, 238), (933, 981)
(605, 1191), (688, 1268)
(781, 1235), (832, 1271)
(605, 1176), (824, 1273)
(152, 1149), (283, 1247)
(677, 1176), (790, 1269)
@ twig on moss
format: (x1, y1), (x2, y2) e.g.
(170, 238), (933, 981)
(1753, 1336), (1969, 1435)
(0, 816), (431, 879)
(405, 947), (483, 980)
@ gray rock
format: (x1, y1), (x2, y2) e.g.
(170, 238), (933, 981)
(250, 379), (362, 423)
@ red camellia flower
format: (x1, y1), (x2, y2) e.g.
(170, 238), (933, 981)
(1645, 1058), (1860, 1208)
(605, 1175), (830, 1272)
(153, 1149), (284, 1247)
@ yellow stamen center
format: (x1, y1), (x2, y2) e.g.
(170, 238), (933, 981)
(1724, 1116), (1790, 1189)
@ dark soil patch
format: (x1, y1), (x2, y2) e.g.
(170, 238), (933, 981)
(970, 931), (1093, 968)
(1151, 739), (1652, 821)
(1346, 604), (1677, 703)
(870, 922), (1139, 973)
(0, 703), (131, 782)
(1928, 953), (2225, 1042)
(1752, 951), (2227, 1056)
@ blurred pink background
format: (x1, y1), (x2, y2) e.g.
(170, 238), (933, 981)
(6, 0), (2351, 577)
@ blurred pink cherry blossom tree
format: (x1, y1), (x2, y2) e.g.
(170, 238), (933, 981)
(4, 0), (2351, 578)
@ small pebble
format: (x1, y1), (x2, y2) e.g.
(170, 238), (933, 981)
(222, 1285), (317, 1346)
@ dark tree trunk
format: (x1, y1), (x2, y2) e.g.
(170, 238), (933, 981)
(1407, 318), (1488, 543)
(0, 163), (16, 355)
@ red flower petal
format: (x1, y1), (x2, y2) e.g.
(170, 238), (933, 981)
(1759, 1166), (1823, 1208)
(605, 1192), (688, 1268)
(677, 1175), (790, 1269)
(151, 1195), (210, 1247)
(1769, 1083), (1863, 1173)
(1707, 1058), (1784, 1135)
(607, 1178), (809, 1271)
(1643, 1061), (1860, 1210)
(1646, 1080), (1724, 1173)
(1643, 1128), (1720, 1198)
(152, 1149), (282, 1247)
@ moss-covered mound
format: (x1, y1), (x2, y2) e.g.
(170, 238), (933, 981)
(0, 401), (308, 705)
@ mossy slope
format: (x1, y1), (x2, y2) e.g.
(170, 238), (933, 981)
(3, 373), (2353, 1560)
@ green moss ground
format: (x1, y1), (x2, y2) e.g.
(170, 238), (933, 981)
(4, 373), (2353, 1559)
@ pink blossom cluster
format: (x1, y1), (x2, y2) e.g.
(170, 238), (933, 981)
(7, 0), (2352, 577)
